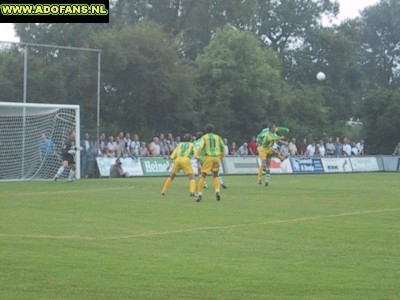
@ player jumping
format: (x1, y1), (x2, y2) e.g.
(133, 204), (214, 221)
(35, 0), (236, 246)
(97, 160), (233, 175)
(257, 122), (289, 186)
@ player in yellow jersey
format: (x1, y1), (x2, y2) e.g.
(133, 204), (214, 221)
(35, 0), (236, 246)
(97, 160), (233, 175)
(257, 122), (289, 186)
(193, 131), (227, 190)
(161, 134), (196, 196)
(195, 124), (225, 202)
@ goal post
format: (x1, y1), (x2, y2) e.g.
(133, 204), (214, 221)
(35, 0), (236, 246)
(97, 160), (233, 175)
(0, 102), (80, 181)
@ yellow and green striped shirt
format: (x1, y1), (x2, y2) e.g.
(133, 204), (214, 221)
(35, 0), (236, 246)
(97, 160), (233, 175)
(195, 133), (225, 158)
(170, 142), (196, 160)
(260, 131), (283, 148)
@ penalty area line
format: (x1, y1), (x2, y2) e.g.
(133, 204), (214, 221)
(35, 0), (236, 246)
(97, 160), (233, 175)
(1, 208), (399, 241)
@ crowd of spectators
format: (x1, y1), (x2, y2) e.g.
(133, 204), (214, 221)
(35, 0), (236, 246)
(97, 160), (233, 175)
(78, 130), (400, 179)
(92, 131), (182, 159)
(41, 129), (398, 179)
(81, 131), (367, 162)
(220, 136), (366, 159)
(281, 136), (366, 158)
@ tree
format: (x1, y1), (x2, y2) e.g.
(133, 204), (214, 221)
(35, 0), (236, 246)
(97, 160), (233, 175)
(284, 85), (330, 141)
(0, 47), (24, 101)
(110, 1), (338, 59)
(359, 88), (400, 154)
(13, 23), (106, 129)
(0, 45), (69, 106)
(14, 23), (106, 47)
(359, 0), (400, 89)
(195, 26), (288, 140)
(256, 0), (339, 52)
(110, 0), (260, 59)
(98, 21), (198, 136)
(282, 24), (366, 133)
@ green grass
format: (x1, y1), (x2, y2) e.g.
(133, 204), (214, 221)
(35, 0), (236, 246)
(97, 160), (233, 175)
(1, 173), (399, 299)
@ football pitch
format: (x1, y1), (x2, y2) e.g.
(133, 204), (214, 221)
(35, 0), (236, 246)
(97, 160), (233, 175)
(1, 173), (399, 299)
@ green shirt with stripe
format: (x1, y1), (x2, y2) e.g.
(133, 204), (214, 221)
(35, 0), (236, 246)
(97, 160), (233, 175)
(260, 131), (284, 148)
(195, 133), (224, 158)
(170, 142), (195, 160)
(257, 126), (289, 143)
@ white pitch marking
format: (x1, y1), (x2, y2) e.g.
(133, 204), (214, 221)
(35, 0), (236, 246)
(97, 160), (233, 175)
(1, 208), (399, 241)
(12, 186), (134, 197)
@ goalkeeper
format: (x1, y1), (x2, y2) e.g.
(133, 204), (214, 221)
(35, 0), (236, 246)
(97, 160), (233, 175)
(257, 122), (289, 186)
(54, 129), (82, 182)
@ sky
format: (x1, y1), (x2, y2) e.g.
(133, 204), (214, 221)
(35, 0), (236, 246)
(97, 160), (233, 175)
(0, 0), (380, 43)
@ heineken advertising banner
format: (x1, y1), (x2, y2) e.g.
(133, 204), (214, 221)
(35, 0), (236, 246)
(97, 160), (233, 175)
(141, 157), (171, 176)
(140, 157), (223, 176)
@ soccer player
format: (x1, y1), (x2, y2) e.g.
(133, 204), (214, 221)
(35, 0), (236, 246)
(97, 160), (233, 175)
(194, 131), (227, 189)
(161, 133), (196, 196)
(257, 122), (289, 186)
(54, 129), (80, 182)
(195, 124), (225, 202)
(193, 131), (207, 188)
(256, 123), (270, 144)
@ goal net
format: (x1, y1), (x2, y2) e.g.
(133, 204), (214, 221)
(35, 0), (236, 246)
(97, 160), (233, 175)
(0, 102), (80, 181)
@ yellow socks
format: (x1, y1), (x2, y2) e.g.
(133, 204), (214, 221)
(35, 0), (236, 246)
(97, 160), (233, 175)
(161, 177), (172, 194)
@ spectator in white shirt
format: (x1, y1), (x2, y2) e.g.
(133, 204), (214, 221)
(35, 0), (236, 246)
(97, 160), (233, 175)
(356, 139), (364, 155)
(106, 136), (117, 158)
(351, 142), (359, 155)
(318, 140), (326, 156)
(342, 138), (352, 156)
(236, 142), (249, 157)
(305, 142), (316, 156)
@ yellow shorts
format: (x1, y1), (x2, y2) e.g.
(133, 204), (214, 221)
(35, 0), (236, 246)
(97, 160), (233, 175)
(201, 156), (221, 173)
(258, 147), (275, 160)
(172, 157), (193, 175)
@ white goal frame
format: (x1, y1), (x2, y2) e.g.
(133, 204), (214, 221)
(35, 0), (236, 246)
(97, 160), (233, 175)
(0, 101), (80, 181)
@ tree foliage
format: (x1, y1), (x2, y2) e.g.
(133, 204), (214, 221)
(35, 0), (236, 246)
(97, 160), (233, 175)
(0, 0), (398, 152)
(256, 0), (339, 52)
(284, 85), (330, 141)
(359, 0), (400, 89)
(196, 26), (286, 140)
(0, 48), (24, 101)
(98, 22), (198, 136)
(10, 24), (105, 129)
(359, 88), (400, 154)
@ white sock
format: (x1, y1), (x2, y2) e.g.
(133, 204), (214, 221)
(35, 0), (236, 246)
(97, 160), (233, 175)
(68, 170), (75, 181)
(56, 166), (65, 177)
